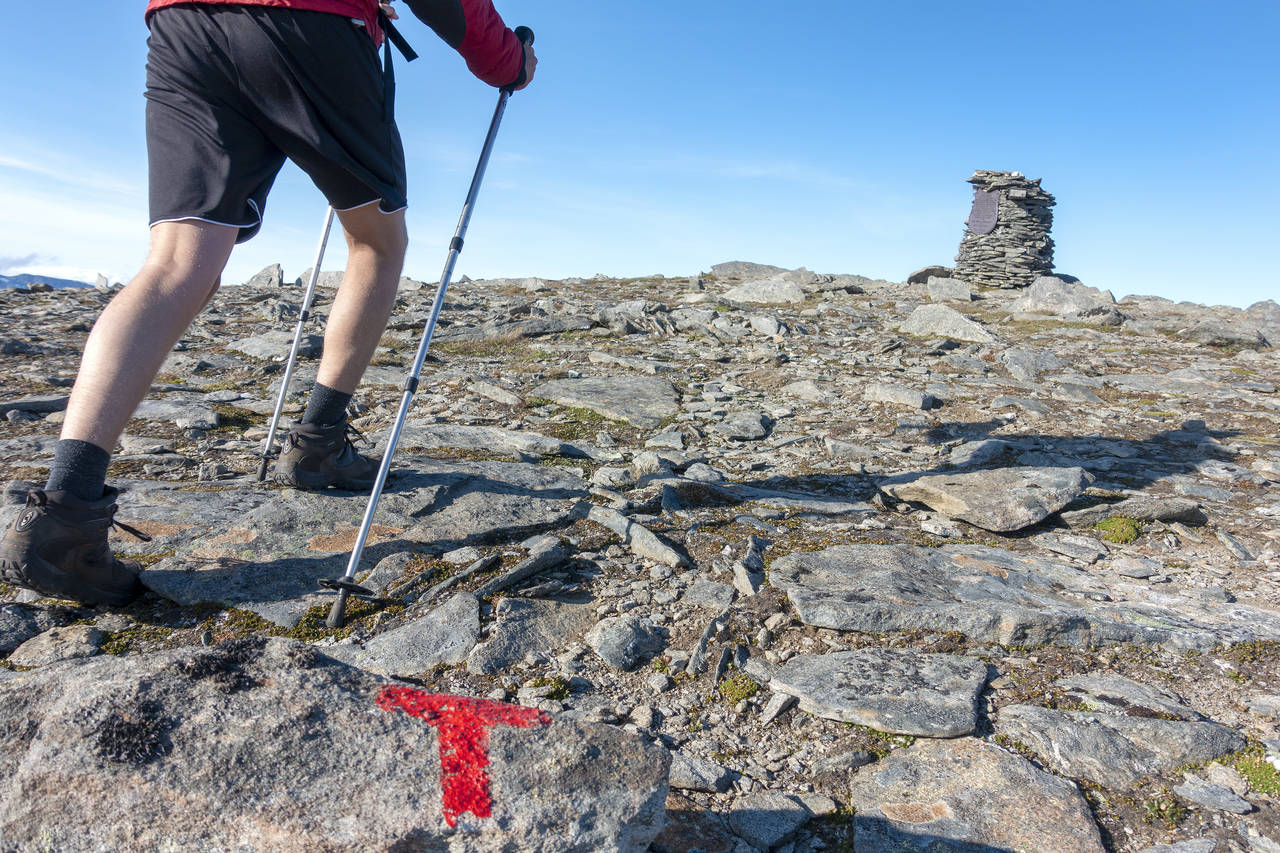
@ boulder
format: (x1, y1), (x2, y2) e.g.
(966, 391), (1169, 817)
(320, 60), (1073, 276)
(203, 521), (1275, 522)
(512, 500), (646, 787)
(0, 638), (669, 852)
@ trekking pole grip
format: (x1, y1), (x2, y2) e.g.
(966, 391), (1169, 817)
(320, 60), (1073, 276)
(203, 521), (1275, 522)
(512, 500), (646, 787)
(515, 26), (534, 45)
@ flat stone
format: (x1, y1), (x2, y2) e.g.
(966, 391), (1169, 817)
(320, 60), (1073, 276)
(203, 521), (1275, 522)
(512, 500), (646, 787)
(780, 380), (834, 402)
(1173, 775), (1253, 813)
(7, 625), (104, 668)
(587, 506), (688, 568)
(354, 592), (480, 676)
(846, 737), (1104, 852)
(1032, 532), (1108, 564)
(586, 615), (664, 671)
(712, 411), (770, 441)
(926, 276), (972, 302)
(722, 278), (807, 305)
(0, 638), (670, 852)
(908, 265), (953, 285)
(864, 383), (934, 410)
(727, 792), (810, 851)
(1001, 347), (1067, 382)
(467, 598), (596, 675)
(0, 395), (69, 417)
(530, 377), (678, 429)
(768, 544), (1256, 650)
(879, 466), (1092, 532)
(682, 578), (737, 610)
(1055, 672), (1202, 721)
(769, 648), (987, 737)
(392, 423), (582, 458)
(1136, 841), (1218, 853)
(131, 400), (221, 431)
(1111, 556), (1164, 579)
(668, 752), (734, 793)
(996, 704), (1246, 788)
(1249, 695), (1280, 718)
(226, 331), (323, 361)
(0, 605), (48, 655)
(898, 304), (995, 343)
(813, 749), (875, 774)
(1060, 496), (1207, 527)
(1009, 276), (1116, 317)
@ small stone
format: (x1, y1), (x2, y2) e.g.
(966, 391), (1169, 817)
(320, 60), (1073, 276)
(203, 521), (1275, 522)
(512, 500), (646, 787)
(1173, 775), (1253, 814)
(8, 625), (104, 668)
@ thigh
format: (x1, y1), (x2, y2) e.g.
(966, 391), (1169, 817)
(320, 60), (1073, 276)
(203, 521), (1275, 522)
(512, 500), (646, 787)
(145, 6), (288, 243)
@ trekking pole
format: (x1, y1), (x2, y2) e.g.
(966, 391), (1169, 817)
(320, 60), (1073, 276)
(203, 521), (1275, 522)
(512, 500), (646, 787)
(323, 26), (534, 628)
(256, 207), (336, 481)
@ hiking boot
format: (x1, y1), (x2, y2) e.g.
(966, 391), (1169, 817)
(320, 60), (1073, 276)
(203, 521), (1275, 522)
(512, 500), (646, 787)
(0, 487), (147, 607)
(273, 419), (380, 491)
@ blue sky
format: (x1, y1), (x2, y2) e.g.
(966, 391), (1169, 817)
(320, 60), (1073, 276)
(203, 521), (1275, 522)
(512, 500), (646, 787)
(1, 1), (1276, 307)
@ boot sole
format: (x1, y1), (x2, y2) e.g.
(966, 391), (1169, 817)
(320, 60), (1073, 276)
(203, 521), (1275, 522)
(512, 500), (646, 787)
(0, 553), (141, 608)
(273, 469), (376, 492)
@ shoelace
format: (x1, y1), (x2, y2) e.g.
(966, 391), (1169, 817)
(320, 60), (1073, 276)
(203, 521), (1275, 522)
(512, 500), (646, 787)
(109, 507), (153, 543)
(24, 489), (152, 543)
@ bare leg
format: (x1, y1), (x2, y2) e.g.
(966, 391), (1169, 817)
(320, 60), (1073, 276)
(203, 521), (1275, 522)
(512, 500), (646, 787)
(60, 220), (238, 450)
(314, 203), (408, 394)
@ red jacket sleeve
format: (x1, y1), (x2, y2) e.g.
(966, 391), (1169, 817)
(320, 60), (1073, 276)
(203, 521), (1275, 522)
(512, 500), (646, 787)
(403, 0), (524, 88)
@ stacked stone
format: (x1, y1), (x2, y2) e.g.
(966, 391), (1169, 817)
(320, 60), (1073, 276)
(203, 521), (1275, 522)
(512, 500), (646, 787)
(953, 170), (1055, 289)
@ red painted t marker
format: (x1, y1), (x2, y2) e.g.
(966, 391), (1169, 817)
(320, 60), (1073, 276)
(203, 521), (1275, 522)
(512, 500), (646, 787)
(376, 686), (552, 827)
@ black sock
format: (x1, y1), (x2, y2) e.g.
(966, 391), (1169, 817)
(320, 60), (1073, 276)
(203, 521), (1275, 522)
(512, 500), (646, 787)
(302, 382), (352, 426)
(44, 439), (111, 502)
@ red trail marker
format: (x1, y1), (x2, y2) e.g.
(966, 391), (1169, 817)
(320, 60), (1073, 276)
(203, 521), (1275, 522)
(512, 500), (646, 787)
(376, 685), (552, 827)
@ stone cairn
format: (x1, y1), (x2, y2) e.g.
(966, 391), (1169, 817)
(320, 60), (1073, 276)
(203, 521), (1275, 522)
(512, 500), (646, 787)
(953, 170), (1055, 289)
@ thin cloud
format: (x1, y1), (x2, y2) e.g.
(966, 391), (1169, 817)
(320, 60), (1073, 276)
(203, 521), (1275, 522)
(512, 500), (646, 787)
(0, 253), (40, 274)
(0, 151), (143, 199)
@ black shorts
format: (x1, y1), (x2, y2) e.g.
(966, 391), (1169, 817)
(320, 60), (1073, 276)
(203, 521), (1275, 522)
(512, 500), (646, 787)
(145, 4), (407, 243)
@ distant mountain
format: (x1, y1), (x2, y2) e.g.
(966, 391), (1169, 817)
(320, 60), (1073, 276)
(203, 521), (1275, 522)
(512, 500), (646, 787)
(0, 273), (94, 291)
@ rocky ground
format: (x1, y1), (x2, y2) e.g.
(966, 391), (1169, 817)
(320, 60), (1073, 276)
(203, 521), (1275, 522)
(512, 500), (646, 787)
(1, 261), (1278, 852)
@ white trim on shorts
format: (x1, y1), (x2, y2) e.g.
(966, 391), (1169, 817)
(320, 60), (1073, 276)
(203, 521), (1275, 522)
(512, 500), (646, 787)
(149, 199), (263, 232)
(332, 197), (409, 215)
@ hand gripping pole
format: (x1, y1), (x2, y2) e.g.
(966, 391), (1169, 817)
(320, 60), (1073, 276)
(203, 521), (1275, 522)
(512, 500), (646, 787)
(326, 29), (532, 628)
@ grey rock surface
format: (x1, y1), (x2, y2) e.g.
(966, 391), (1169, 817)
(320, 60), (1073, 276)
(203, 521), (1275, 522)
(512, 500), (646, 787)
(722, 278), (807, 305)
(846, 737), (1105, 852)
(7, 625), (103, 668)
(0, 605), (48, 655)
(355, 591), (480, 676)
(587, 615), (664, 671)
(0, 638), (670, 852)
(1055, 672), (1202, 721)
(897, 304), (996, 343)
(769, 648), (988, 737)
(1173, 775), (1254, 813)
(467, 598), (595, 675)
(668, 752), (734, 793)
(996, 703), (1246, 788)
(769, 544), (1280, 649)
(726, 792), (811, 851)
(879, 466), (1092, 532)
(530, 377), (678, 428)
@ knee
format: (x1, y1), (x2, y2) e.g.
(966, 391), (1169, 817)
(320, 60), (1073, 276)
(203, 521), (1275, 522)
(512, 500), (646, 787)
(342, 212), (408, 263)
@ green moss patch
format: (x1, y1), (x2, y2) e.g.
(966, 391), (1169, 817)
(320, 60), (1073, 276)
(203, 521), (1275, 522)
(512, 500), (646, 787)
(1095, 516), (1142, 545)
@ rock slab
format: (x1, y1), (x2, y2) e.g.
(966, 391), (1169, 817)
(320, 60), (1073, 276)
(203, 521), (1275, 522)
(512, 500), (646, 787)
(879, 466), (1092, 532)
(0, 638), (669, 852)
(769, 648), (988, 737)
(846, 737), (1105, 852)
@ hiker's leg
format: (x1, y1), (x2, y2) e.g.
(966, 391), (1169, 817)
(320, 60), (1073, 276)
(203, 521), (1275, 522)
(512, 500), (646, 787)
(312, 203), (408, 396)
(59, 220), (237, 456)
